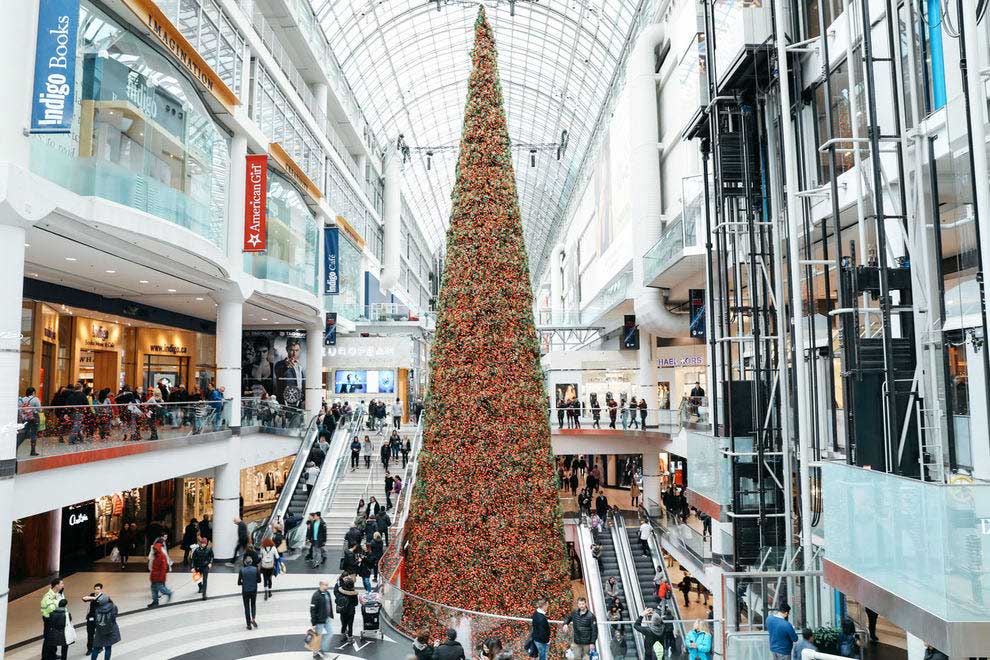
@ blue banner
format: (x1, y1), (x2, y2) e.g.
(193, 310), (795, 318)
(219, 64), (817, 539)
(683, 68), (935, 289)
(31, 0), (80, 134)
(324, 227), (339, 295)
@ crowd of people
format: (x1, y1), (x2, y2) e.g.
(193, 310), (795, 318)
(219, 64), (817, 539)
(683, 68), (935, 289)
(17, 380), (227, 456)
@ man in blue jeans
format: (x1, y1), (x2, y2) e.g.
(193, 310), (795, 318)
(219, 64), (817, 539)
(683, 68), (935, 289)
(531, 598), (551, 660)
(766, 603), (798, 660)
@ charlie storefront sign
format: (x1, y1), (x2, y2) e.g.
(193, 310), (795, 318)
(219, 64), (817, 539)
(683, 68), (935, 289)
(30, 0), (80, 133)
(243, 154), (268, 252)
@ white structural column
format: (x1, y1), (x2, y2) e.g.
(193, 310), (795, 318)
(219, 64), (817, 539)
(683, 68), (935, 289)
(641, 444), (661, 508)
(227, 134), (248, 257)
(0, 3), (43, 649)
(0, 224), (30, 653)
(212, 295), (244, 560)
(306, 320), (324, 416)
(638, 331), (656, 424)
(313, 83), (329, 116)
(380, 150), (402, 291)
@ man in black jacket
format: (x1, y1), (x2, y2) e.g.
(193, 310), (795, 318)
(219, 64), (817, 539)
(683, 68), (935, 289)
(306, 513), (327, 565)
(344, 525), (363, 551)
(190, 537), (214, 600)
(310, 579), (334, 657)
(530, 598), (552, 660)
(434, 628), (466, 660)
(562, 597), (598, 660)
(384, 472), (395, 510)
(227, 518), (249, 566)
(81, 583), (104, 655)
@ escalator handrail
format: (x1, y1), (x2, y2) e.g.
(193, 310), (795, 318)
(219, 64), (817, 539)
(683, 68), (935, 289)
(576, 523), (615, 660)
(639, 506), (691, 648)
(612, 516), (646, 660)
(302, 412), (368, 522)
(251, 411), (321, 543)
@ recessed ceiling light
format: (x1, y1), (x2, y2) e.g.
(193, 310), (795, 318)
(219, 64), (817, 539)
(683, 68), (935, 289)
(274, 321), (280, 324)
(24, 243), (30, 248)
(167, 288), (176, 293)
(105, 270), (116, 274)
(139, 280), (149, 284)
(261, 318), (269, 321)
(65, 257), (77, 261)
(27, 272), (38, 277)
(195, 297), (204, 301)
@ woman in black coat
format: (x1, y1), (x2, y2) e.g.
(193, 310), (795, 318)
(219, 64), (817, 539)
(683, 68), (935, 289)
(42, 599), (70, 660)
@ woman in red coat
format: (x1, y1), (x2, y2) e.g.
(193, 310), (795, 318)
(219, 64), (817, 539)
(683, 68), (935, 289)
(148, 539), (174, 608)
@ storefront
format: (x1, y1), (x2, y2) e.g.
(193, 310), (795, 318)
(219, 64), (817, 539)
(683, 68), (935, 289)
(179, 477), (215, 527)
(18, 288), (216, 402)
(325, 335), (426, 418)
(654, 341), (708, 412)
(240, 457), (293, 522)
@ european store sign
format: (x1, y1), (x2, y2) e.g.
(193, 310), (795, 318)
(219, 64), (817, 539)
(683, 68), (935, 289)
(30, 0), (79, 133)
(243, 154), (268, 252)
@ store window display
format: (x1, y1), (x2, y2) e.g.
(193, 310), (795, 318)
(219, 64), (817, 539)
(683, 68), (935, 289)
(28, 1), (230, 248)
(240, 457), (293, 522)
(95, 489), (145, 545)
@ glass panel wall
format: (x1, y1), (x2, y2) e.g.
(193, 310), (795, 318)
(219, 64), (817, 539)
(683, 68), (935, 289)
(29, 1), (230, 249)
(243, 170), (318, 293)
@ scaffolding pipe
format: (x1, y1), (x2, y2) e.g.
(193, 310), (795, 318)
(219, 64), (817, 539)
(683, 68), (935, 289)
(772, 0), (818, 627)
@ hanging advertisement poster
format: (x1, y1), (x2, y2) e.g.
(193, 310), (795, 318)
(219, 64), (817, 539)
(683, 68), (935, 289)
(31, 0), (80, 133)
(324, 227), (340, 294)
(241, 329), (306, 406)
(689, 288), (706, 339)
(243, 154), (268, 252)
(324, 312), (337, 346)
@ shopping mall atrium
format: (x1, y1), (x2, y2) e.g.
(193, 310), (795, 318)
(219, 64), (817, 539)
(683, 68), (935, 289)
(1, 0), (988, 658)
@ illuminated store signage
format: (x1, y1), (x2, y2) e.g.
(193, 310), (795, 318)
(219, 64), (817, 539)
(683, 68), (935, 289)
(243, 154), (268, 252)
(657, 356), (705, 368)
(68, 512), (89, 526)
(78, 320), (121, 350)
(30, 0), (80, 133)
(325, 228), (339, 294)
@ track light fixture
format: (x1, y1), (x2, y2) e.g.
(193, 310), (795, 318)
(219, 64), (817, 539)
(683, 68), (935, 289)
(530, 149), (537, 167)
(426, 151), (434, 171)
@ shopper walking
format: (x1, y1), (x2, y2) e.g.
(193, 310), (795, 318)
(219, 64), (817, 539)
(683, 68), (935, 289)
(384, 471), (395, 510)
(18, 386), (42, 456)
(41, 598), (70, 660)
(561, 597), (598, 660)
(147, 537), (173, 608)
(412, 630), (436, 660)
(190, 537), (214, 600)
(89, 591), (120, 660)
(530, 598), (551, 660)
(629, 397), (639, 429)
(380, 439), (391, 471)
(363, 435), (374, 469)
(678, 576), (694, 607)
(81, 583), (103, 656)
(307, 512), (327, 566)
(620, 397), (629, 430)
(227, 517), (249, 566)
(181, 518), (199, 565)
(686, 620), (713, 660)
(237, 557), (261, 629)
(401, 437), (412, 467)
(639, 398), (648, 428)
(334, 575), (359, 640)
(392, 398), (403, 430)
(309, 579), (335, 658)
(639, 519), (652, 557)
(350, 435), (362, 470)
(259, 538), (280, 600)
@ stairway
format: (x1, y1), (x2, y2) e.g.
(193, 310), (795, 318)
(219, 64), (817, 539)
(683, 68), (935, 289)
(595, 529), (638, 658)
(321, 427), (414, 543)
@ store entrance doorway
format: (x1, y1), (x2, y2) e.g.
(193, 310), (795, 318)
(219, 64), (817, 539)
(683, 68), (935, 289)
(41, 343), (54, 403)
(91, 350), (117, 393)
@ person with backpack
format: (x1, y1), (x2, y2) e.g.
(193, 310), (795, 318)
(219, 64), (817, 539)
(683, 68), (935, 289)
(237, 557), (262, 630)
(18, 387), (42, 456)
(632, 609), (663, 660)
(334, 575), (359, 640)
(309, 579), (335, 658)
(90, 591), (120, 660)
(837, 618), (860, 658)
(259, 537), (280, 600)
(190, 537), (214, 600)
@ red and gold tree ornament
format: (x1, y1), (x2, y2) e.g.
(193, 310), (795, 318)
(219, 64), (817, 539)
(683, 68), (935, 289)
(400, 4), (573, 641)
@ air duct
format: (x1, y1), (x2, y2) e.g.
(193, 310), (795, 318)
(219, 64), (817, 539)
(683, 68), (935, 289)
(380, 150), (402, 291)
(628, 23), (690, 338)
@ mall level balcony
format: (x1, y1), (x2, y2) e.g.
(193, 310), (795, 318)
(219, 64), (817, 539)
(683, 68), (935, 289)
(822, 461), (990, 656)
(684, 430), (732, 518)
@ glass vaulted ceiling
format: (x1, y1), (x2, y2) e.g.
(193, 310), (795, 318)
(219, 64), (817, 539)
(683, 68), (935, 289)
(314, 0), (648, 277)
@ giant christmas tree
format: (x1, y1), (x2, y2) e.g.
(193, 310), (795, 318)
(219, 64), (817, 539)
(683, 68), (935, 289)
(402, 6), (572, 628)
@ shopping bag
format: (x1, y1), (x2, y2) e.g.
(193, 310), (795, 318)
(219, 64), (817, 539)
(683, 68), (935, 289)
(191, 570), (203, 585)
(37, 412), (47, 431)
(304, 628), (321, 652)
(109, 546), (121, 563)
(65, 618), (77, 645)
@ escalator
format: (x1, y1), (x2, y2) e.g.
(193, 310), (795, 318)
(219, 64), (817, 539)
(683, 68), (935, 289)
(624, 523), (662, 613)
(597, 526), (640, 659)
